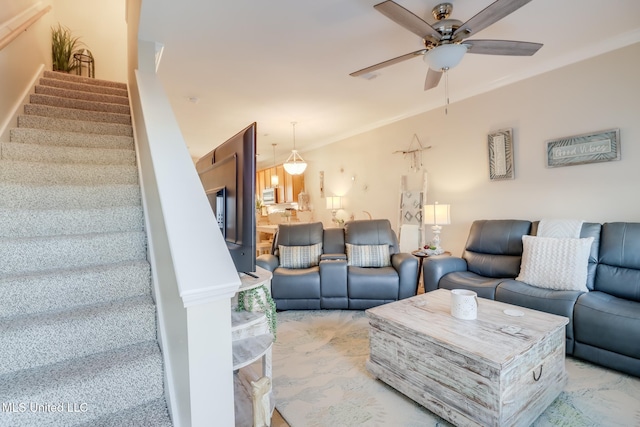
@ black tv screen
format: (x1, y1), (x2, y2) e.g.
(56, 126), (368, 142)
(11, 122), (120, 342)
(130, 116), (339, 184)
(196, 123), (256, 273)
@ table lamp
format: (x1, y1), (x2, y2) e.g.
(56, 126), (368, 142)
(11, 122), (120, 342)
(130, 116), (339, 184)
(326, 196), (342, 219)
(423, 202), (451, 254)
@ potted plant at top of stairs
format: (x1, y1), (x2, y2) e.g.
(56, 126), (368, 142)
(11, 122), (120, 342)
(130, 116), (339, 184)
(51, 23), (83, 73)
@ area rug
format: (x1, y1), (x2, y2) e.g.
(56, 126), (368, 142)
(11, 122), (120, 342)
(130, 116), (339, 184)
(272, 310), (640, 427)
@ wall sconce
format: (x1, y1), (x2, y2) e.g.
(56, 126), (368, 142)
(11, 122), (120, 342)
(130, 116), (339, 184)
(326, 196), (342, 219)
(423, 202), (451, 254)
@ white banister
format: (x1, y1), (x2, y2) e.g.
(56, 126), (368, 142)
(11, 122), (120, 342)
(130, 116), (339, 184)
(130, 39), (240, 426)
(0, 2), (52, 52)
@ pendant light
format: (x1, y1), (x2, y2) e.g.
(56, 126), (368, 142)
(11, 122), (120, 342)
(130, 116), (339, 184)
(270, 143), (279, 186)
(283, 122), (307, 175)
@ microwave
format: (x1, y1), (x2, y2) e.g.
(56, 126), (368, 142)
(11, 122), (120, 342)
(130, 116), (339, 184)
(262, 187), (276, 205)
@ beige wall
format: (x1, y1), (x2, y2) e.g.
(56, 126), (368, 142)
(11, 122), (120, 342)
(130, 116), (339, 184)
(0, 0), (54, 140)
(303, 43), (640, 256)
(0, 0), (126, 140)
(52, 0), (127, 82)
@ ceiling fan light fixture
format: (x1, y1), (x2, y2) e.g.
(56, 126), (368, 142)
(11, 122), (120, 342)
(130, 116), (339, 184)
(283, 122), (307, 175)
(423, 44), (468, 71)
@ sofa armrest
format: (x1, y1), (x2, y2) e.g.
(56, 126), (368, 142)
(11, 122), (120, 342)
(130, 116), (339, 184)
(256, 254), (279, 272)
(391, 252), (419, 299)
(321, 253), (347, 261)
(422, 256), (468, 292)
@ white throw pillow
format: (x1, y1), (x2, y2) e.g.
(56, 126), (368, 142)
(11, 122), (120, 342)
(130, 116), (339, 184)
(516, 235), (594, 292)
(346, 243), (391, 267)
(279, 243), (322, 269)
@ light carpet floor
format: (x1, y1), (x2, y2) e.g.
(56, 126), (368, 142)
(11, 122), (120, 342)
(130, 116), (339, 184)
(272, 310), (640, 427)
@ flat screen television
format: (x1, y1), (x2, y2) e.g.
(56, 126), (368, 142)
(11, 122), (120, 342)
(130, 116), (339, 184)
(196, 123), (257, 274)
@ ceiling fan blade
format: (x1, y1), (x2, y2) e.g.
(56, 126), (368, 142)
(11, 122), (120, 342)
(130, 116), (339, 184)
(350, 49), (425, 77)
(424, 69), (442, 91)
(464, 39), (542, 56)
(374, 0), (441, 42)
(453, 0), (532, 41)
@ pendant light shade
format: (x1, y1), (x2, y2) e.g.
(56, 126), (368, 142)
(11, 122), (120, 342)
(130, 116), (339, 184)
(283, 122), (307, 175)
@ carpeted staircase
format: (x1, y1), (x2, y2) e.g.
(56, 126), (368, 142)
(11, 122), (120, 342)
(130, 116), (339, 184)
(0, 71), (173, 426)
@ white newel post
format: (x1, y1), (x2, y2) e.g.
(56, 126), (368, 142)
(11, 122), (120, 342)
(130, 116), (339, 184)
(186, 299), (234, 426)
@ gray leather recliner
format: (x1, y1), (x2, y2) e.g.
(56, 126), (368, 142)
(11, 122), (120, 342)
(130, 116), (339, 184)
(423, 219), (532, 299)
(256, 219), (418, 310)
(344, 220), (418, 309)
(256, 222), (328, 310)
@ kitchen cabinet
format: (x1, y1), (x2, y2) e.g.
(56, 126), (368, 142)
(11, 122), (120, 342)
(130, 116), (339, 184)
(256, 165), (304, 204)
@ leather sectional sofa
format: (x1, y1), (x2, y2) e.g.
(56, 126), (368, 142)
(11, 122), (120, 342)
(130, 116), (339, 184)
(422, 219), (640, 377)
(256, 219), (418, 310)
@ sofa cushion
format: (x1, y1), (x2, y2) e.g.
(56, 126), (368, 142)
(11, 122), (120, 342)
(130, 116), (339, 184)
(438, 271), (502, 299)
(516, 235), (593, 292)
(495, 279), (584, 354)
(271, 267), (321, 300)
(279, 243), (322, 269)
(463, 219), (532, 278)
(533, 221), (602, 290)
(273, 222), (324, 257)
(344, 219), (399, 255)
(595, 222), (640, 301)
(574, 291), (640, 360)
(347, 266), (399, 300)
(345, 243), (390, 267)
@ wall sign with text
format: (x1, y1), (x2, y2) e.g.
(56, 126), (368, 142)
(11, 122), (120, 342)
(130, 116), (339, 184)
(546, 129), (620, 168)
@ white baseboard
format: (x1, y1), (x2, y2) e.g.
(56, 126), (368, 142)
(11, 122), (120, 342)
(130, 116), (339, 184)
(0, 63), (44, 142)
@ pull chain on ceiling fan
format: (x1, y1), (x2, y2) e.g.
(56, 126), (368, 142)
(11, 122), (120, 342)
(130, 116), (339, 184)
(350, 0), (543, 94)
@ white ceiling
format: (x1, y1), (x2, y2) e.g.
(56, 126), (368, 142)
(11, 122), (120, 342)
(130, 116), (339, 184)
(137, 0), (640, 167)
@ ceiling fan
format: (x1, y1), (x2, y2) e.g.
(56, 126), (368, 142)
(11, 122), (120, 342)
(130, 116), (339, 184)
(351, 0), (543, 91)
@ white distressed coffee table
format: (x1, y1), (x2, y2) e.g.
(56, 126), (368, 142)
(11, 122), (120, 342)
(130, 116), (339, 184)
(366, 289), (569, 427)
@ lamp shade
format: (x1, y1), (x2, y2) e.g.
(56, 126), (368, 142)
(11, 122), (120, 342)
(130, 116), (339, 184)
(326, 196), (342, 210)
(423, 203), (451, 225)
(423, 44), (467, 71)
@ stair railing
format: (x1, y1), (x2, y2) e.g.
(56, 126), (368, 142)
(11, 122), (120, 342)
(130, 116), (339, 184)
(128, 39), (241, 427)
(0, 3), (52, 51)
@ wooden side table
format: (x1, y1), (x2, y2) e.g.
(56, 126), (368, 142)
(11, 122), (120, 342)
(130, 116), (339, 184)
(411, 250), (451, 294)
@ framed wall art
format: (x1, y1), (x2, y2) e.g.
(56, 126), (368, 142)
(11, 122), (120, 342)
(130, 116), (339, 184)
(488, 128), (514, 181)
(546, 128), (620, 168)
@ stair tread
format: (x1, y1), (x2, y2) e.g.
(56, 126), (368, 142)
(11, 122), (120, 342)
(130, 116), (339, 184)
(35, 85), (129, 106)
(39, 77), (128, 98)
(43, 70), (127, 90)
(0, 260), (152, 317)
(30, 93), (131, 115)
(10, 127), (134, 149)
(0, 230), (147, 276)
(75, 398), (172, 427)
(0, 340), (164, 426)
(0, 159), (139, 186)
(0, 182), (141, 209)
(0, 295), (157, 375)
(24, 103), (131, 125)
(18, 114), (133, 137)
(0, 205), (144, 238)
(1, 142), (135, 166)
